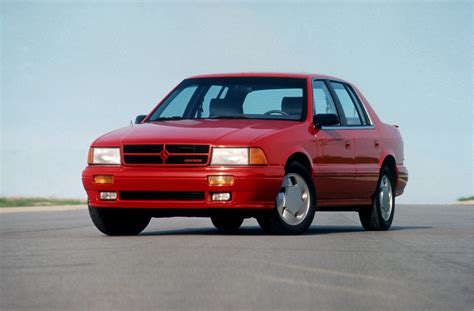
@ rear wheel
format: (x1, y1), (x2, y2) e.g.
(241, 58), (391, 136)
(89, 205), (151, 236)
(211, 216), (244, 233)
(359, 167), (395, 231)
(257, 162), (316, 235)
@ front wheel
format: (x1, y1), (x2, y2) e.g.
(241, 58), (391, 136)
(257, 162), (316, 235)
(359, 167), (395, 231)
(89, 206), (151, 236)
(211, 216), (244, 233)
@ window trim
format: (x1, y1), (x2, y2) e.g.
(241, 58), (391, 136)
(344, 83), (373, 126)
(324, 80), (375, 130)
(311, 79), (343, 127)
(328, 80), (363, 126)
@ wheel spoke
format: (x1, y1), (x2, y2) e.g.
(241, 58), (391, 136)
(378, 175), (393, 221)
(276, 192), (286, 216)
(282, 176), (294, 188)
(277, 173), (311, 225)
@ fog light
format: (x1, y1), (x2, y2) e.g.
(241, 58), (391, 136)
(94, 175), (114, 184)
(211, 192), (231, 201)
(100, 192), (117, 201)
(208, 175), (234, 186)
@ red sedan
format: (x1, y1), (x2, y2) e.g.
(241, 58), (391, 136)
(82, 73), (408, 235)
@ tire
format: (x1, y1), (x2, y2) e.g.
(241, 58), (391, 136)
(359, 166), (395, 231)
(257, 162), (316, 235)
(89, 205), (151, 236)
(211, 216), (244, 233)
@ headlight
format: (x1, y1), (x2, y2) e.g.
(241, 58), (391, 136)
(211, 147), (267, 166)
(88, 147), (121, 165)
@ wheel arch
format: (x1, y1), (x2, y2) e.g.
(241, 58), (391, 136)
(284, 152), (313, 175)
(380, 154), (397, 186)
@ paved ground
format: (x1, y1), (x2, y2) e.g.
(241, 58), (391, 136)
(1, 204), (473, 311)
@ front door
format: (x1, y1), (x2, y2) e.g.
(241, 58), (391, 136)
(312, 80), (356, 200)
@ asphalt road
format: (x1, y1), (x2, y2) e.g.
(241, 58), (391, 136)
(1, 204), (473, 311)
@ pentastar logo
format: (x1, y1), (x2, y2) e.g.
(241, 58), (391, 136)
(159, 149), (169, 161)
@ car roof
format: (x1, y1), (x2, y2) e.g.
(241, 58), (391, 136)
(187, 72), (348, 83)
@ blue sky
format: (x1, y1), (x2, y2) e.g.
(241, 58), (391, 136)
(1, 1), (473, 203)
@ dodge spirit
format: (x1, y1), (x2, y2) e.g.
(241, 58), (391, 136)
(82, 73), (408, 235)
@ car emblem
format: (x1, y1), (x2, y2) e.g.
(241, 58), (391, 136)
(159, 149), (169, 161)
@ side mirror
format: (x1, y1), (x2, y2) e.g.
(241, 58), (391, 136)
(135, 115), (146, 124)
(313, 113), (339, 128)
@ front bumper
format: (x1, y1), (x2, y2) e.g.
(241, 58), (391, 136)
(82, 165), (284, 209)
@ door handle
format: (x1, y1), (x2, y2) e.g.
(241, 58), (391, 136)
(374, 139), (380, 148)
(345, 140), (352, 149)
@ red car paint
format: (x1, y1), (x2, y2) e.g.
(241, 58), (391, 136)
(82, 73), (408, 213)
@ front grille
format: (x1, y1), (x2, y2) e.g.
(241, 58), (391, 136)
(123, 155), (163, 164)
(120, 191), (205, 201)
(166, 155), (209, 164)
(123, 144), (210, 166)
(123, 145), (163, 153)
(166, 144), (209, 154)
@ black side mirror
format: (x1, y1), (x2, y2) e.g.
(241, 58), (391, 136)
(135, 115), (146, 124)
(313, 113), (339, 128)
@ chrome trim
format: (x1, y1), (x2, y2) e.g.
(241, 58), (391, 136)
(321, 125), (375, 130)
(365, 110), (374, 126)
(348, 86), (374, 126)
(378, 175), (393, 221)
(361, 103), (374, 126)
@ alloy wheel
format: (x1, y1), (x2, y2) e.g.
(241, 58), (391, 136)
(276, 173), (311, 226)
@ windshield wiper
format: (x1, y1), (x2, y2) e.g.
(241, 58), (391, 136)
(208, 115), (250, 119)
(148, 116), (186, 122)
(149, 115), (251, 122)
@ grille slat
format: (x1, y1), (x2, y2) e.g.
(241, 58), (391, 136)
(124, 155), (164, 164)
(123, 145), (164, 153)
(123, 144), (210, 166)
(166, 145), (210, 154)
(120, 191), (205, 201)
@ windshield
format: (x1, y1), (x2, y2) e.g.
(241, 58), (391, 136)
(147, 77), (307, 122)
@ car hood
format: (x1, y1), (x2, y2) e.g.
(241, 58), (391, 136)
(93, 119), (302, 147)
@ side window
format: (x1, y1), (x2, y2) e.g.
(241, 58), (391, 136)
(312, 80), (339, 118)
(159, 85), (198, 118)
(345, 86), (369, 125)
(330, 82), (363, 126)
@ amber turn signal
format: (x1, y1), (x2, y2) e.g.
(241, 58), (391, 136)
(208, 175), (234, 186)
(94, 175), (114, 184)
(249, 147), (268, 165)
(87, 148), (94, 165)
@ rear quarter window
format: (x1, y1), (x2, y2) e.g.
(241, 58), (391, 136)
(330, 82), (364, 126)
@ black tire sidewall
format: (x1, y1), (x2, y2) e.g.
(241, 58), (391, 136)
(89, 206), (151, 236)
(374, 167), (395, 230)
(260, 162), (316, 235)
(211, 215), (244, 231)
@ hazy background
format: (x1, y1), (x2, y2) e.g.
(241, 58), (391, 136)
(1, 0), (473, 204)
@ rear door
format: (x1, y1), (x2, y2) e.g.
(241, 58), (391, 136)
(312, 80), (356, 200)
(328, 81), (381, 199)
